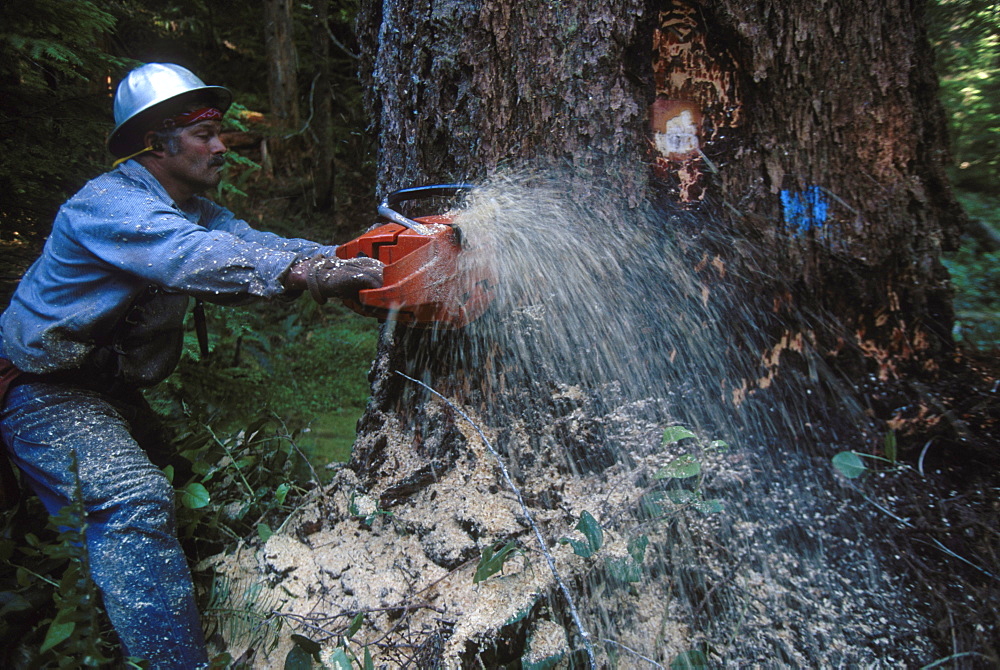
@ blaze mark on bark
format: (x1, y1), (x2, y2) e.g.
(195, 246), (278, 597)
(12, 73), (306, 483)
(781, 186), (830, 235)
(649, 0), (742, 204)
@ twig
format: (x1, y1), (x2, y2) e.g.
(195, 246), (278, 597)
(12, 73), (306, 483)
(918, 439), (933, 477)
(326, 24), (360, 60)
(601, 638), (664, 668)
(272, 412), (326, 493)
(395, 371), (598, 669)
(848, 483), (1000, 582)
(343, 603), (447, 616)
(915, 537), (999, 582)
(283, 73), (319, 140)
(270, 610), (344, 641)
(206, 424), (255, 497)
(920, 651), (992, 669)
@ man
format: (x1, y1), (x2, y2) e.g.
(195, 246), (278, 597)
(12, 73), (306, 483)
(0, 63), (381, 667)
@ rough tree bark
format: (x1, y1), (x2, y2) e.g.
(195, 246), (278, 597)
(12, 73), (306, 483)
(356, 0), (963, 384)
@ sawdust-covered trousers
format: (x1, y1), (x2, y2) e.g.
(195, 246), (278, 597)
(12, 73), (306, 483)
(0, 380), (208, 668)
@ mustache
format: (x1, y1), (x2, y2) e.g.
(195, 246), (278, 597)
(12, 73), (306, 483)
(209, 155), (226, 168)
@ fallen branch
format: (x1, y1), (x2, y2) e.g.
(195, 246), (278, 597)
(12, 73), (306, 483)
(601, 638), (665, 668)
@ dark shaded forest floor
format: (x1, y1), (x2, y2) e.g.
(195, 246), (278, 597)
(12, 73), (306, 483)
(867, 350), (1000, 666)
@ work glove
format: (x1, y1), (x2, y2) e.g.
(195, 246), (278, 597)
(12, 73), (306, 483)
(286, 255), (383, 304)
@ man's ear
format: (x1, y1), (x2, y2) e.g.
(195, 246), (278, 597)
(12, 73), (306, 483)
(142, 131), (165, 155)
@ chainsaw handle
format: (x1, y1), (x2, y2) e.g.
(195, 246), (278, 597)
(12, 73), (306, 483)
(381, 184), (475, 210)
(378, 184), (475, 235)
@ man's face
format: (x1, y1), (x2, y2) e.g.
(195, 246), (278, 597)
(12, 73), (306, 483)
(159, 120), (227, 194)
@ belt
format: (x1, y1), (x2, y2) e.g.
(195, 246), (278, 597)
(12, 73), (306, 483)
(3, 360), (136, 399)
(0, 357), (23, 406)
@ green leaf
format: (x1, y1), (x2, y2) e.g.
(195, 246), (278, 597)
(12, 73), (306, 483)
(832, 451), (867, 479)
(693, 499), (724, 515)
(662, 426), (698, 444)
(257, 523), (273, 543)
(884, 430), (897, 464)
(654, 454), (701, 479)
(628, 535), (649, 564)
(328, 648), (353, 670)
(284, 644), (313, 670)
(504, 602), (537, 626)
(207, 652), (233, 669)
(560, 511), (603, 558)
(347, 612), (364, 639)
(641, 492), (667, 516)
(275, 482), (291, 505)
(666, 489), (696, 504)
(287, 634), (323, 668)
(671, 649), (709, 669)
(162, 464), (175, 484)
(290, 634), (322, 656)
(0, 592), (32, 617)
(523, 650), (566, 670)
(364, 647), (374, 670)
(40, 618), (75, 653)
(474, 541), (519, 583)
(606, 556), (643, 583)
(180, 482), (211, 509)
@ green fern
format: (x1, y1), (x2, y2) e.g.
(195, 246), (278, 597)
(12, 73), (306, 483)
(202, 571), (288, 658)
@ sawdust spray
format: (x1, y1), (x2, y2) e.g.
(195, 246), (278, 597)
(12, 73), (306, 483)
(391, 166), (938, 666)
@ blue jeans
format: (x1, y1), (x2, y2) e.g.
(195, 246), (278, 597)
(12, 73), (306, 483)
(0, 380), (208, 668)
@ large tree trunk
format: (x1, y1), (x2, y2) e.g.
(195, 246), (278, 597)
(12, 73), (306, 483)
(263, 0), (300, 126)
(213, 2), (988, 667)
(356, 0), (963, 381)
(345, 0), (966, 664)
(309, 0), (334, 211)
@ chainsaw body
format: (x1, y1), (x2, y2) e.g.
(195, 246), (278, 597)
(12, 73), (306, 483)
(335, 186), (493, 328)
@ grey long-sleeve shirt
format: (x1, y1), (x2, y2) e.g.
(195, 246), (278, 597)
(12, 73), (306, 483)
(0, 159), (336, 387)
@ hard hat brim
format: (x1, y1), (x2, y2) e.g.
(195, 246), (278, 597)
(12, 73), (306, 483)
(107, 85), (232, 158)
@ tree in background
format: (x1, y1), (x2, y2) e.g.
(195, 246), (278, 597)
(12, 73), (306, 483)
(930, 0), (1000, 350)
(929, 0), (1000, 194)
(265, 0), (300, 126)
(0, 0), (124, 241)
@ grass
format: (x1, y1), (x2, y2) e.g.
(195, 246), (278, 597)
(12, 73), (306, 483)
(298, 407), (365, 467)
(146, 299), (381, 476)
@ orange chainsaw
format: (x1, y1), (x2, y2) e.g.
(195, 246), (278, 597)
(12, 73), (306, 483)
(335, 184), (495, 328)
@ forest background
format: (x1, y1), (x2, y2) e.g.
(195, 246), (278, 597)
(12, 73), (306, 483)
(0, 0), (997, 666)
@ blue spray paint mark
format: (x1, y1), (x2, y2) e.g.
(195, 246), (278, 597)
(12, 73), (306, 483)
(780, 186), (829, 235)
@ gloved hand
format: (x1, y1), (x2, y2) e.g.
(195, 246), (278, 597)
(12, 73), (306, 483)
(285, 255), (383, 304)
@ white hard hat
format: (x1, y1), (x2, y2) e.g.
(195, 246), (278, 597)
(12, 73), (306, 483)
(107, 63), (232, 157)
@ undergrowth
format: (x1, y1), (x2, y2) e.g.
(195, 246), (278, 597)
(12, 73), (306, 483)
(942, 190), (1000, 352)
(0, 297), (380, 667)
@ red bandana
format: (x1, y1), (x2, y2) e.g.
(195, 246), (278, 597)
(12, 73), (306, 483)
(163, 107), (223, 128)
